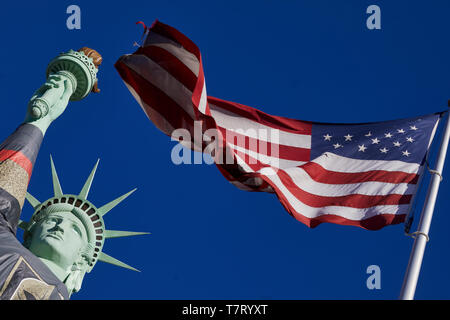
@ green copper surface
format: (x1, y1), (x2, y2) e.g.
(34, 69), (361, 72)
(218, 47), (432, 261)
(20, 157), (148, 296)
(25, 49), (99, 135)
(46, 49), (98, 101)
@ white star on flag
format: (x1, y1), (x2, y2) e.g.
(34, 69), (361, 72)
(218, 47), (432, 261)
(371, 138), (380, 144)
(358, 144), (367, 152)
(323, 134), (332, 141)
(410, 125), (418, 131)
(406, 137), (415, 143)
(344, 134), (353, 141)
(402, 150), (411, 157)
(365, 132), (372, 137)
(333, 143), (342, 149)
(385, 133), (393, 138)
(380, 147), (389, 154)
(393, 141), (401, 147)
(397, 129), (405, 133)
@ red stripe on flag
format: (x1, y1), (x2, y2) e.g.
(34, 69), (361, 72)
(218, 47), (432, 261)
(278, 170), (412, 209)
(136, 46), (197, 92)
(115, 60), (196, 137)
(232, 148), (271, 172)
(149, 20), (209, 116)
(306, 213), (406, 230)
(265, 173), (407, 230)
(218, 126), (310, 161)
(192, 62), (207, 112)
(150, 20), (201, 58)
(302, 161), (419, 185)
(208, 96), (312, 135)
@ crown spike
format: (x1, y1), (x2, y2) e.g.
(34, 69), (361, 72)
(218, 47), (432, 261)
(79, 159), (100, 199)
(98, 252), (140, 272)
(25, 192), (41, 209)
(105, 230), (150, 239)
(50, 155), (63, 197)
(97, 188), (137, 217)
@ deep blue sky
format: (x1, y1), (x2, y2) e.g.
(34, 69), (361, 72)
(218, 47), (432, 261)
(1, 0), (450, 300)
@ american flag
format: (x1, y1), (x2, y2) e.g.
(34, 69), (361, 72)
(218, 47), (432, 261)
(115, 20), (442, 230)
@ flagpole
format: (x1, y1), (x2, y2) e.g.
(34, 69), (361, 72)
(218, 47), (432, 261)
(399, 107), (450, 300)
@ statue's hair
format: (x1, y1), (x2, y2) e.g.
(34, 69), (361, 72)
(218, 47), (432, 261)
(78, 243), (94, 264)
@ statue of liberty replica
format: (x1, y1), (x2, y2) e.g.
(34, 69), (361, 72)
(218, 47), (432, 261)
(0, 48), (147, 300)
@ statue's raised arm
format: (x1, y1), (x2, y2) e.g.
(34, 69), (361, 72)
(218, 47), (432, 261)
(0, 48), (102, 300)
(25, 47), (102, 134)
(0, 47), (146, 300)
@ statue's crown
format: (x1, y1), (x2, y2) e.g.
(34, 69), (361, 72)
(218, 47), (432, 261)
(19, 156), (148, 273)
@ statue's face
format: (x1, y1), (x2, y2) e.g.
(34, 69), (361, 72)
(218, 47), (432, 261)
(27, 212), (88, 268)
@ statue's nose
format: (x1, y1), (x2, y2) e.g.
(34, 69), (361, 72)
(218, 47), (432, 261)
(51, 223), (64, 234)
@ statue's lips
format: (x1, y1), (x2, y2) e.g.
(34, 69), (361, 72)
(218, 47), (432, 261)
(45, 233), (63, 241)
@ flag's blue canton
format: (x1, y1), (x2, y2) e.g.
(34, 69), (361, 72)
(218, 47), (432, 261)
(310, 113), (441, 164)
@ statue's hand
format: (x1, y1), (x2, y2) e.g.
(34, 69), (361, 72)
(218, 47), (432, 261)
(25, 75), (73, 135)
(46, 76), (73, 122)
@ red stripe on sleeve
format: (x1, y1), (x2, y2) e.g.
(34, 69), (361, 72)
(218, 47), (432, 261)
(0, 149), (33, 178)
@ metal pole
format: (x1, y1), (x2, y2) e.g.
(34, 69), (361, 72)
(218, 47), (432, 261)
(399, 110), (450, 300)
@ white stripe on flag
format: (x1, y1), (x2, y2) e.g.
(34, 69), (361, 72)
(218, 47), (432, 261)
(210, 103), (311, 149)
(145, 31), (200, 76)
(198, 80), (208, 114)
(263, 171), (410, 221)
(311, 152), (420, 174)
(123, 81), (176, 135)
(121, 54), (196, 120)
(229, 143), (307, 168)
(281, 166), (417, 197)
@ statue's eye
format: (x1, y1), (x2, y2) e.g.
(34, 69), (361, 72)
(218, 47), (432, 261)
(45, 217), (58, 224)
(72, 224), (82, 237)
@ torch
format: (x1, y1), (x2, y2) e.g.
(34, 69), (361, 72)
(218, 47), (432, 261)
(29, 47), (102, 119)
